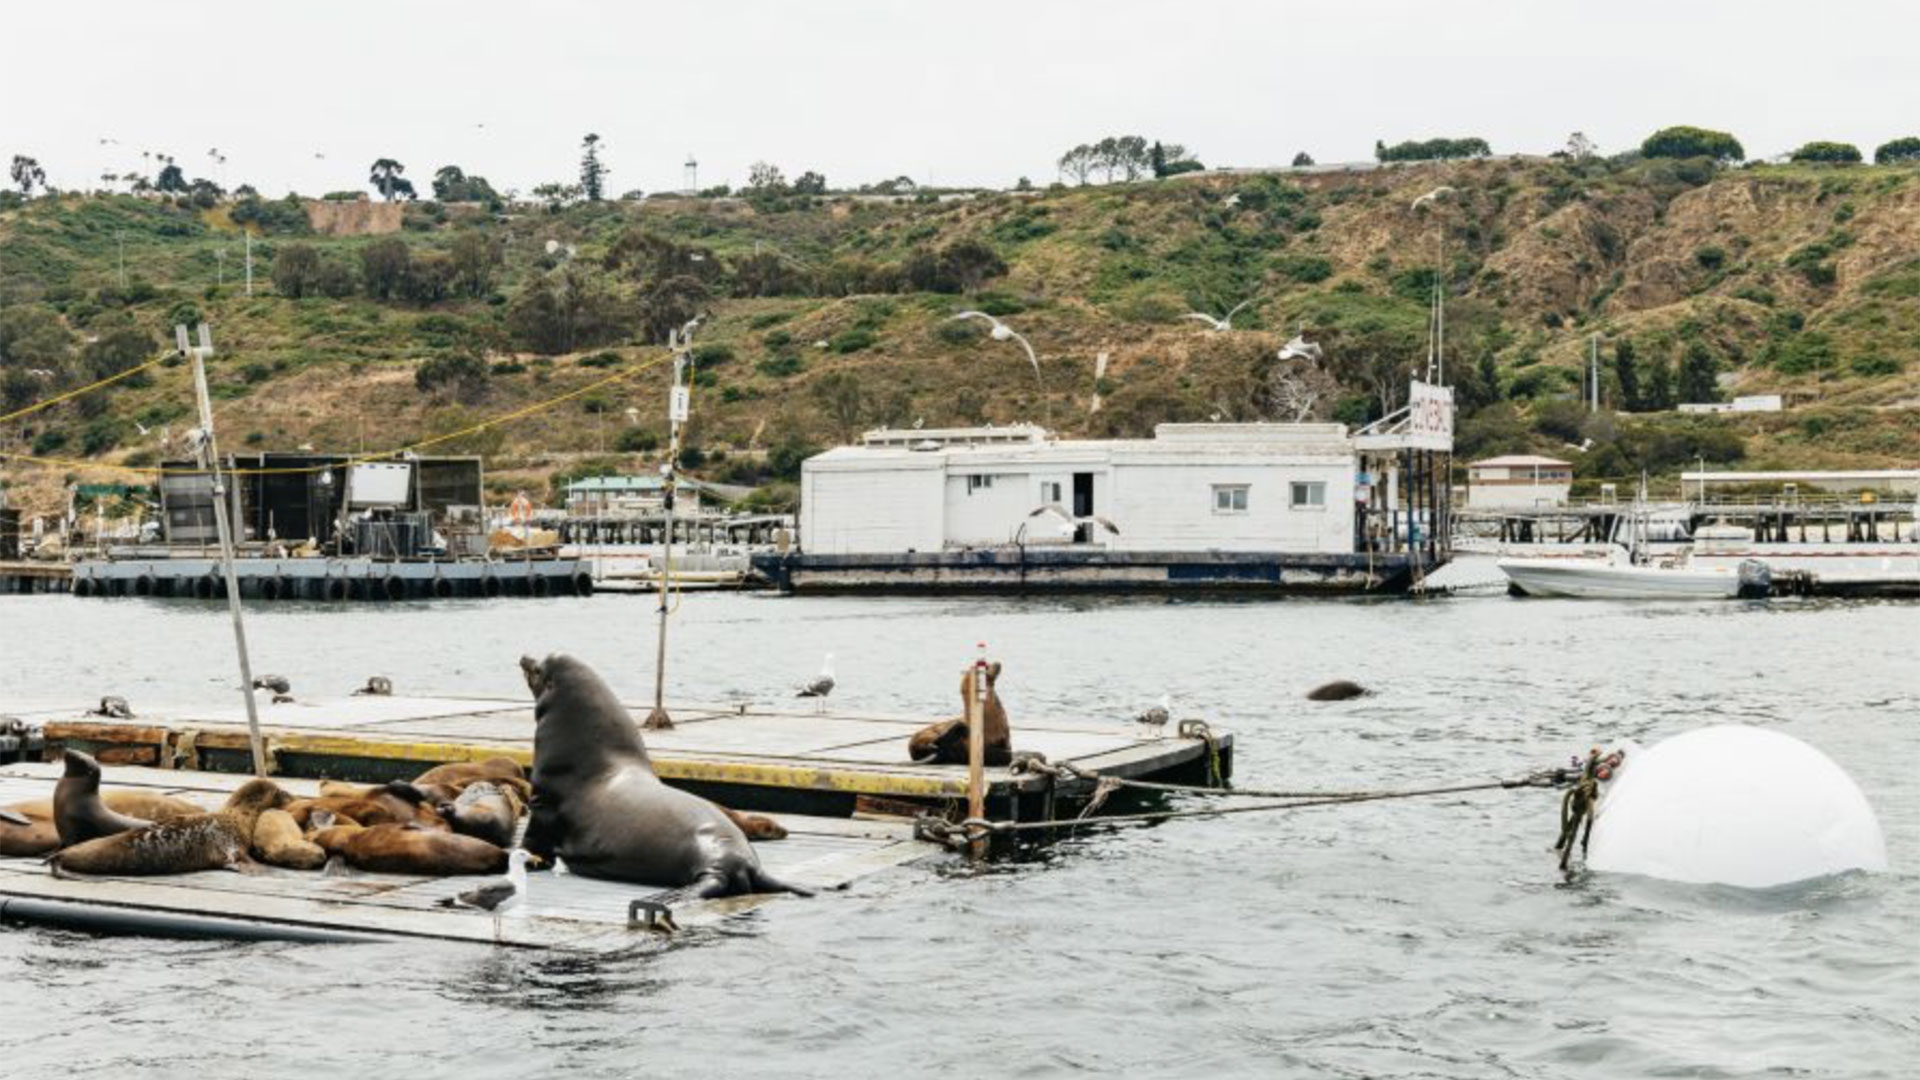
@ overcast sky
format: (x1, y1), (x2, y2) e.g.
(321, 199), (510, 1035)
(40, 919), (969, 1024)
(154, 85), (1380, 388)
(9, 1), (1917, 197)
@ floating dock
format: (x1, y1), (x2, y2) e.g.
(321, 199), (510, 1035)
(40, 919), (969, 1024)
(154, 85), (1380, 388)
(10, 693), (1232, 820)
(0, 763), (934, 950)
(752, 549), (1421, 595)
(66, 556), (592, 601)
(0, 561), (69, 594)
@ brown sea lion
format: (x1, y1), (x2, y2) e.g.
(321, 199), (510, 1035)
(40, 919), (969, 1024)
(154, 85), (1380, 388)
(519, 653), (810, 898)
(287, 782), (447, 831)
(312, 822), (508, 876)
(50, 779), (292, 877)
(2, 789), (204, 858)
(413, 758), (526, 790)
(724, 808), (787, 841)
(436, 780), (524, 848)
(1306, 680), (1370, 702)
(907, 662), (1012, 766)
(53, 750), (151, 847)
(0, 812), (59, 857)
(252, 807), (327, 870)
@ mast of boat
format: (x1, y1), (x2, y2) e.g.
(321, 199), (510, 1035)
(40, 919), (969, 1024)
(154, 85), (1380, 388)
(644, 319), (699, 730)
(178, 322), (269, 777)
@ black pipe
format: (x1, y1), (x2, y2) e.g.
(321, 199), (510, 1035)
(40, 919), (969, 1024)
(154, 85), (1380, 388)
(0, 896), (391, 944)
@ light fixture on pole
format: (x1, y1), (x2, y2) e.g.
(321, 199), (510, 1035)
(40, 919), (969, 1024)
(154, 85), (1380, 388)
(646, 317), (702, 731)
(1411, 185), (1456, 384)
(949, 311), (1049, 427)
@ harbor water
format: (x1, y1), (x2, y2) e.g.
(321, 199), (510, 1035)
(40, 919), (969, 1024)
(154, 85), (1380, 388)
(0, 589), (1914, 1078)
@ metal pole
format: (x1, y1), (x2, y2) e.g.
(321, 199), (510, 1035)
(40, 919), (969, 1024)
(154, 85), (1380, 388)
(965, 649), (988, 859)
(180, 323), (268, 777)
(645, 326), (696, 730)
(244, 230), (253, 297)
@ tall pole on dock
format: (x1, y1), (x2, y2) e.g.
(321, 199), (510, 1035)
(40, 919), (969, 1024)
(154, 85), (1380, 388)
(179, 323), (269, 777)
(644, 321), (699, 731)
(965, 644), (989, 859)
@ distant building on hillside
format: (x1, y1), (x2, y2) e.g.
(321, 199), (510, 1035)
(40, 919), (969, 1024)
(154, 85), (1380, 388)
(1467, 455), (1573, 509)
(1677, 395), (1784, 415)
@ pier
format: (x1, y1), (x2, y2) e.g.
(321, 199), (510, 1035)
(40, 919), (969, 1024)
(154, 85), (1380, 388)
(0, 763), (934, 949)
(66, 555), (592, 601)
(0, 561), (70, 594)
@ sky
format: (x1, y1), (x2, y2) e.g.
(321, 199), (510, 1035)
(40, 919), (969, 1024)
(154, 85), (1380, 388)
(8, 1), (1918, 198)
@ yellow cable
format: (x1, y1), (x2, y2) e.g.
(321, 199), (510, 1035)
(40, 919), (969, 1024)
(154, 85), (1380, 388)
(0, 350), (674, 478)
(0, 353), (175, 426)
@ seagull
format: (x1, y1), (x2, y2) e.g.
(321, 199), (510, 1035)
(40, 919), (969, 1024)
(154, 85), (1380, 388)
(796, 653), (836, 712)
(1411, 185), (1457, 212)
(1180, 298), (1255, 333)
(1028, 503), (1121, 536)
(353, 676), (393, 697)
(252, 675), (292, 701)
(438, 848), (530, 914)
(1134, 694), (1171, 733)
(1278, 334), (1324, 363)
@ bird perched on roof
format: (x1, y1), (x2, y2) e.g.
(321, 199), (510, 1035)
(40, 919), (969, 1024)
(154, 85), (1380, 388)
(353, 676), (393, 697)
(795, 653), (835, 712)
(1134, 694), (1171, 734)
(90, 696), (133, 720)
(437, 848), (529, 915)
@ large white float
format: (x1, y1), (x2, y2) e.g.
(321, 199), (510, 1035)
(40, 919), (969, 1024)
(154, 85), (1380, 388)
(1586, 725), (1887, 888)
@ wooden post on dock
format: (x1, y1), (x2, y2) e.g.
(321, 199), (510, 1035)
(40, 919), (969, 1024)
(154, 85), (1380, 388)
(965, 646), (989, 859)
(180, 322), (269, 778)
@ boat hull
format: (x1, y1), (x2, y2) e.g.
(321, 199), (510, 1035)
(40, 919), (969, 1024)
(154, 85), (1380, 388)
(1497, 558), (1742, 599)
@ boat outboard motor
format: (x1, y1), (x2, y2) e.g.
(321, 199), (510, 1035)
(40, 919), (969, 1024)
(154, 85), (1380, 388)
(1735, 559), (1771, 599)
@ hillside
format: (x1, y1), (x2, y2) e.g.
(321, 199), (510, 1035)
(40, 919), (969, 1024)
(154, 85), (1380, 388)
(3, 154), (1919, 518)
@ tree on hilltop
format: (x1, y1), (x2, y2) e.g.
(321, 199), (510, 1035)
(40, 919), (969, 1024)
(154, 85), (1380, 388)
(1789, 141), (1862, 164)
(369, 158), (416, 201)
(1874, 137), (1920, 164)
(9, 155), (45, 196)
(1640, 126), (1744, 163)
(580, 134), (607, 201)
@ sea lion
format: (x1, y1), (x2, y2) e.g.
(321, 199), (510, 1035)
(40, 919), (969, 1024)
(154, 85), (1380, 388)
(0, 812), (59, 857)
(53, 750), (152, 847)
(413, 758), (526, 790)
(519, 653), (809, 898)
(1, 789), (203, 858)
(287, 781), (447, 831)
(50, 779), (292, 877)
(252, 807), (327, 870)
(312, 822), (508, 876)
(907, 662), (1012, 766)
(723, 808), (788, 841)
(1306, 680), (1370, 702)
(436, 780), (524, 848)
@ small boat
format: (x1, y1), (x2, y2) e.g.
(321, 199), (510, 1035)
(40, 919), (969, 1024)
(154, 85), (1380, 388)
(1499, 546), (1769, 599)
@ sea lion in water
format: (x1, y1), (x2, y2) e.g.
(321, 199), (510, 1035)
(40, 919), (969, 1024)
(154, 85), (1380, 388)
(252, 807), (327, 870)
(53, 750), (152, 847)
(907, 662), (1012, 766)
(1306, 680), (1371, 702)
(312, 822), (508, 876)
(50, 779), (292, 877)
(519, 653), (809, 898)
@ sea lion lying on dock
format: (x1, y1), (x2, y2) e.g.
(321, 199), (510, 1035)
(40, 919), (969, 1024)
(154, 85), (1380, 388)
(435, 780), (524, 848)
(1306, 680), (1371, 702)
(49, 779), (292, 877)
(907, 662), (1012, 766)
(413, 757), (526, 790)
(287, 781), (447, 831)
(2, 776), (203, 858)
(519, 652), (809, 898)
(312, 822), (508, 876)
(252, 807), (327, 870)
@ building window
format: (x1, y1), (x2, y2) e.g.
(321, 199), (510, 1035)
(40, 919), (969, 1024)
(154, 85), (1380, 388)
(1039, 480), (1063, 505)
(1290, 481), (1326, 508)
(966, 474), (995, 494)
(1212, 484), (1249, 514)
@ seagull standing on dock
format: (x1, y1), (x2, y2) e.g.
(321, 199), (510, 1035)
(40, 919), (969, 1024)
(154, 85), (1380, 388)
(1135, 694), (1171, 734)
(438, 849), (530, 938)
(796, 653), (836, 713)
(252, 675), (294, 704)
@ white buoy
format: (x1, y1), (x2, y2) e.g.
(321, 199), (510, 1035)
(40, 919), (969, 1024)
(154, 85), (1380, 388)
(1587, 725), (1887, 888)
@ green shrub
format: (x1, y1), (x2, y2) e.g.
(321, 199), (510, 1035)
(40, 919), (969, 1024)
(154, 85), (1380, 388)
(762, 328), (792, 348)
(1789, 141), (1863, 164)
(577, 351), (621, 369)
(1850, 354), (1901, 377)
(32, 430), (67, 455)
(692, 343), (735, 366)
(757, 353), (805, 377)
(1694, 246), (1726, 270)
(1277, 254), (1333, 283)
(829, 328), (876, 353)
(1873, 137), (1920, 164)
(1641, 125), (1744, 162)
(616, 427), (659, 452)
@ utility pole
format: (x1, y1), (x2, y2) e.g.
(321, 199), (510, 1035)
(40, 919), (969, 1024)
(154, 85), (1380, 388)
(1590, 334), (1600, 412)
(244, 230), (253, 297)
(117, 232), (127, 290)
(644, 320), (700, 730)
(178, 322), (269, 777)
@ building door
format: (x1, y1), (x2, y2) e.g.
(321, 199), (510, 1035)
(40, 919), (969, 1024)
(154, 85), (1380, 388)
(1072, 473), (1094, 517)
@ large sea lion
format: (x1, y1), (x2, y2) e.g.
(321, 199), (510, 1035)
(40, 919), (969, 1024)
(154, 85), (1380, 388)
(1306, 680), (1370, 702)
(519, 653), (809, 898)
(907, 662), (1012, 766)
(53, 750), (152, 847)
(50, 779), (292, 877)
(312, 822), (507, 876)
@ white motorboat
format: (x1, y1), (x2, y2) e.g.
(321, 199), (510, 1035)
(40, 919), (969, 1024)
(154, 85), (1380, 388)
(1498, 547), (1768, 599)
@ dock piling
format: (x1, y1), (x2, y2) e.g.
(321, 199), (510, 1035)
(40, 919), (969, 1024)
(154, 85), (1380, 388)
(966, 648), (989, 859)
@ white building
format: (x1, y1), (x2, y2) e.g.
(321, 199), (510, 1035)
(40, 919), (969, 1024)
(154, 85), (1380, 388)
(800, 423), (1363, 556)
(1466, 455), (1574, 509)
(1677, 395), (1784, 415)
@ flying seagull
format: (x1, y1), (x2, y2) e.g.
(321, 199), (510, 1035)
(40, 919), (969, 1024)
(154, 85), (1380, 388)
(1134, 693), (1171, 734)
(438, 848), (530, 914)
(1181, 298), (1255, 333)
(796, 653), (836, 712)
(1028, 503), (1121, 537)
(1278, 334), (1324, 363)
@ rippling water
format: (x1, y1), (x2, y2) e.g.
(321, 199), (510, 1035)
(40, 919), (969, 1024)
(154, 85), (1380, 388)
(1, 586), (1914, 1078)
